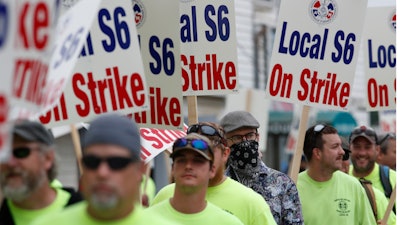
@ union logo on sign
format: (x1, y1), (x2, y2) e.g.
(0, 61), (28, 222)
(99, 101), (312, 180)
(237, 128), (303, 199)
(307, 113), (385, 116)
(132, 0), (145, 28)
(390, 12), (396, 32)
(309, 0), (337, 24)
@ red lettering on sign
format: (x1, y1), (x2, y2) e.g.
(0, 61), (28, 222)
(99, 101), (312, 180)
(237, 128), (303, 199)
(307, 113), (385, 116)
(134, 87), (181, 127)
(72, 66), (146, 117)
(13, 58), (48, 105)
(17, 1), (50, 50)
(297, 68), (350, 107)
(181, 54), (236, 92)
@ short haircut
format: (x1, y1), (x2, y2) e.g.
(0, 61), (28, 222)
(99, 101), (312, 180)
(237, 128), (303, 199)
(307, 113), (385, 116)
(303, 124), (338, 161)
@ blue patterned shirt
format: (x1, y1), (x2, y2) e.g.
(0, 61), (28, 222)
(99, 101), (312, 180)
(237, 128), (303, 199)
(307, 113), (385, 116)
(227, 161), (304, 225)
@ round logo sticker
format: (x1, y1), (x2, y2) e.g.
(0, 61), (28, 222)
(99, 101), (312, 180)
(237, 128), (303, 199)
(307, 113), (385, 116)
(309, 0), (338, 24)
(132, 0), (145, 28)
(390, 12), (396, 32)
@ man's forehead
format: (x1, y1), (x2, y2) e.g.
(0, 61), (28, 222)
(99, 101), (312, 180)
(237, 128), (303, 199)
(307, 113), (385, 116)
(351, 136), (373, 144)
(229, 127), (256, 134)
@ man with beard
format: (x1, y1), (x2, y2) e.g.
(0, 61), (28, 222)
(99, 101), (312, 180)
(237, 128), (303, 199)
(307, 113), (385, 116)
(220, 111), (303, 225)
(297, 124), (376, 224)
(348, 126), (396, 211)
(0, 120), (82, 225)
(31, 113), (177, 225)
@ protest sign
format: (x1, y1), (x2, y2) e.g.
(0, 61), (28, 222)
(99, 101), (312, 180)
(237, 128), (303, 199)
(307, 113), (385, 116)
(39, 0), (148, 127)
(12, 0), (59, 111)
(267, 0), (368, 182)
(362, 5), (396, 111)
(0, 0), (14, 162)
(41, 0), (101, 114)
(267, 0), (367, 111)
(180, 0), (239, 96)
(133, 0), (184, 130)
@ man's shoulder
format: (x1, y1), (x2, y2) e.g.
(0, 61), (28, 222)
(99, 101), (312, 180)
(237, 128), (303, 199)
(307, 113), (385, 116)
(30, 202), (86, 225)
(224, 178), (269, 203)
(259, 163), (295, 185)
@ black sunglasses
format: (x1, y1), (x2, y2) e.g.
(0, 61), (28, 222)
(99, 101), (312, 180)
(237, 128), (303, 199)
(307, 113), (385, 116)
(378, 133), (396, 145)
(187, 124), (222, 138)
(342, 149), (351, 161)
(173, 138), (210, 152)
(13, 147), (32, 159)
(82, 155), (136, 171)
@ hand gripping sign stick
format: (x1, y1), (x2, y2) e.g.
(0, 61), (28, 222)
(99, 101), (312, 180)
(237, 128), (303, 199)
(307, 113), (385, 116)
(288, 105), (310, 184)
(381, 184), (396, 225)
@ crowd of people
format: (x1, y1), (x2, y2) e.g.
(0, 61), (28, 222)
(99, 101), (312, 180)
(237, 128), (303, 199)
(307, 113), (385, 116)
(0, 111), (396, 225)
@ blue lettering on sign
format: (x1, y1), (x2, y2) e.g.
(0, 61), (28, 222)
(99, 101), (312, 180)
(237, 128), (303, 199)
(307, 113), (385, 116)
(331, 30), (356, 65)
(368, 39), (396, 68)
(204, 4), (230, 42)
(53, 27), (84, 69)
(180, 6), (198, 43)
(149, 36), (175, 76)
(79, 32), (94, 57)
(98, 7), (131, 53)
(278, 21), (328, 60)
(0, 2), (8, 48)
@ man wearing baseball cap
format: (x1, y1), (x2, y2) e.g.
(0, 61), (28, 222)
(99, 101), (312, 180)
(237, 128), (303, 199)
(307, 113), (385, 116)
(145, 132), (244, 225)
(220, 111), (303, 225)
(349, 125), (396, 198)
(32, 113), (177, 225)
(0, 119), (82, 225)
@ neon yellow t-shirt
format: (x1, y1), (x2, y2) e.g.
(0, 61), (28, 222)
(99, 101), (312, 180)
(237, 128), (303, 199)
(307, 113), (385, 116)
(9, 188), (70, 225)
(349, 163), (396, 198)
(152, 177), (277, 225)
(372, 186), (396, 225)
(30, 201), (178, 225)
(297, 171), (376, 225)
(145, 199), (244, 225)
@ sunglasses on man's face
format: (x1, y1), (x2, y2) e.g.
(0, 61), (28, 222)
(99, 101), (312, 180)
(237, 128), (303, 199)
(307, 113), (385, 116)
(82, 155), (136, 171)
(342, 149), (351, 161)
(13, 147), (33, 159)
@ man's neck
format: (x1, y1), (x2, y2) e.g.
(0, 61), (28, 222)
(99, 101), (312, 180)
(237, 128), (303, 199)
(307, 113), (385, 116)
(351, 163), (375, 178)
(307, 163), (334, 182)
(170, 188), (207, 214)
(208, 172), (227, 187)
(12, 183), (56, 210)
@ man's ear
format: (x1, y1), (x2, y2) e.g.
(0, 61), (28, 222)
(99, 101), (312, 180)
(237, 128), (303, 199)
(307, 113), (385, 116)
(312, 147), (321, 160)
(209, 163), (217, 179)
(43, 149), (55, 172)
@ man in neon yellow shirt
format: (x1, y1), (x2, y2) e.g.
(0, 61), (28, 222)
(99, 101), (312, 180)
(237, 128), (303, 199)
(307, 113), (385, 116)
(340, 135), (395, 224)
(0, 120), (82, 225)
(146, 132), (244, 225)
(349, 126), (396, 198)
(31, 113), (177, 225)
(297, 124), (376, 225)
(152, 122), (277, 225)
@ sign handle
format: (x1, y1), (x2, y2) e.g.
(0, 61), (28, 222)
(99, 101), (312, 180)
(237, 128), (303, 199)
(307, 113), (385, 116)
(70, 124), (83, 175)
(187, 96), (198, 125)
(381, 184), (396, 225)
(289, 105), (310, 183)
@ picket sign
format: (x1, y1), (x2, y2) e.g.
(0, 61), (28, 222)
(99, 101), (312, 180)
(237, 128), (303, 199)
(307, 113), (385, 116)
(268, 0), (368, 182)
(288, 106), (310, 183)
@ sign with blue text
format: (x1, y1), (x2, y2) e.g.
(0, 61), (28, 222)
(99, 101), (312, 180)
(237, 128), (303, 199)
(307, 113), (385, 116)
(38, 0), (148, 127)
(362, 5), (396, 111)
(133, 0), (184, 130)
(266, 0), (368, 110)
(180, 0), (239, 96)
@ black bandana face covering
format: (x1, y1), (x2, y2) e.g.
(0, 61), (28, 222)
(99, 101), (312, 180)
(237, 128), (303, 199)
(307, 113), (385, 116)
(229, 140), (259, 170)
